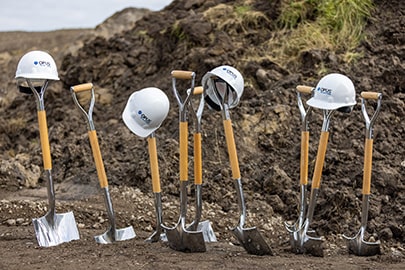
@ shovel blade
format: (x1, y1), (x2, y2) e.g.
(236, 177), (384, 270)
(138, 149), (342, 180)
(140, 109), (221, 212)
(95, 226), (136, 244)
(197, 220), (217, 242)
(232, 226), (272, 256)
(32, 211), (79, 247)
(301, 235), (324, 257)
(145, 229), (167, 243)
(345, 235), (381, 256)
(165, 226), (206, 252)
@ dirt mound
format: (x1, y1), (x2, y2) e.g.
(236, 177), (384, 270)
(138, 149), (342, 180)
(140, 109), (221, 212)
(0, 0), (404, 269)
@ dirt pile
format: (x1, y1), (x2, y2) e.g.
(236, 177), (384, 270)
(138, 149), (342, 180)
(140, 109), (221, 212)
(0, 0), (404, 269)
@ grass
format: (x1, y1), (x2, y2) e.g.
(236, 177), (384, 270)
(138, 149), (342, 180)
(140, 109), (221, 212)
(203, 3), (270, 35)
(269, 0), (374, 71)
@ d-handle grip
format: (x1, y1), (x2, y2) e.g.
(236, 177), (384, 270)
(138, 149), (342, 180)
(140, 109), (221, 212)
(223, 119), (241, 180)
(147, 137), (161, 193)
(171, 70), (195, 80)
(38, 110), (52, 170)
(193, 86), (203, 95)
(296, 85), (313, 94)
(88, 130), (108, 188)
(71, 83), (93, 93)
(361, 91), (381, 100)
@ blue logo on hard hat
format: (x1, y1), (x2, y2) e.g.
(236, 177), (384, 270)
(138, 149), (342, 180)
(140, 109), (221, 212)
(316, 86), (332, 96)
(138, 110), (151, 124)
(222, 67), (237, 79)
(34, 60), (51, 67)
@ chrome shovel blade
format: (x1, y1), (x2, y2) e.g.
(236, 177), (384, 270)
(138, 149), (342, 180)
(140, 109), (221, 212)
(197, 220), (217, 242)
(95, 226), (136, 244)
(32, 211), (79, 247)
(232, 226), (273, 256)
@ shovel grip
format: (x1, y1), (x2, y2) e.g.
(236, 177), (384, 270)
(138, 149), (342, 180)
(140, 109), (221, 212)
(363, 138), (374, 195)
(194, 132), (202, 185)
(223, 119), (241, 180)
(300, 131), (309, 185)
(361, 91), (381, 100)
(37, 110), (52, 170)
(312, 131), (329, 189)
(172, 70), (195, 80)
(296, 85), (313, 94)
(193, 86), (203, 95)
(88, 130), (108, 188)
(71, 83), (93, 93)
(180, 121), (188, 181)
(147, 137), (161, 193)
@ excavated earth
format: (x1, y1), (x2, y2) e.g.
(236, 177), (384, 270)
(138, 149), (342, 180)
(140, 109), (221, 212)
(0, 0), (404, 269)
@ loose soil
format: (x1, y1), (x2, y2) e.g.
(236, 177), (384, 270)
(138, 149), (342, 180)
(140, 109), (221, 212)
(0, 1), (404, 269)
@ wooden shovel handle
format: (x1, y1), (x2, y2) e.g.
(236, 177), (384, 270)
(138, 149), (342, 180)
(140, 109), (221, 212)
(361, 91), (381, 100)
(296, 85), (313, 94)
(71, 83), (93, 93)
(300, 131), (309, 185)
(223, 119), (241, 180)
(37, 110), (52, 170)
(363, 138), (373, 195)
(88, 130), (108, 188)
(147, 137), (161, 193)
(171, 70), (195, 80)
(179, 121), (188, 181)
(194, 132), (202, 185)
(312, 131), (329, 189)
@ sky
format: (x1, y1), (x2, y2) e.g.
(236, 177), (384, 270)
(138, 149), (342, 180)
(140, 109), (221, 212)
(0, 0), (173, 32)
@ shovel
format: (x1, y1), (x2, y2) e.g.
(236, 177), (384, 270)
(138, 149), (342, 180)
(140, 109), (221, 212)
(285, 85), (313, 252)
(294, 108), (335, 257)
(21, 79), (79, 247)
(70, 83), (135, 244)
(161, 70), (206, 252)
(211, 78), (272, 256)
(145, 132), (167, 242)
(186, 86), (217, 242)
(343, 91), (382, 256)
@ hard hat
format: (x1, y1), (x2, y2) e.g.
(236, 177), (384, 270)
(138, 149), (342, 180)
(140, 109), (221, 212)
(122, 87), (170, 138)
(306, 73), (356, 111)
(15, 50), (59, 94)
(201, 65), (244, 111)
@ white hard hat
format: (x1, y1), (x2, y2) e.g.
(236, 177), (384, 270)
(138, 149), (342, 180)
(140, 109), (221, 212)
(15, 50), (59, 80)
(15, 50), (59, 94)
(307, 73), (356, 111)
(201, 65), (244, 111)
(122, 87), (170, 138)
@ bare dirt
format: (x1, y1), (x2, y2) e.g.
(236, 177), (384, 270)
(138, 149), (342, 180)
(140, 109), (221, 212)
(0, 1), (404, 269)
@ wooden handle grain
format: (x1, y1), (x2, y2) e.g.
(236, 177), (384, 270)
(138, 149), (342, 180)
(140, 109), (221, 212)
(223, 119), (241, 180)
(171, 70), (194, 80)
(147, 137), (161, 193)
(296, 85), (313, 94)
(194, 132), (202, 185)
(179, 121), (188, 181)
(88, 130), (108, 188)
(363, 138), (373, 195)
(71, 83), (93, 93)
(37, 110), (52, 170)
(311, 131), (329, 189)
(300, 131), (309, 185)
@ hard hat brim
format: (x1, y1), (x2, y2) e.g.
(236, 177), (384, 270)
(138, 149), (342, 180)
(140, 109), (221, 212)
(306, 97), (355, 110)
